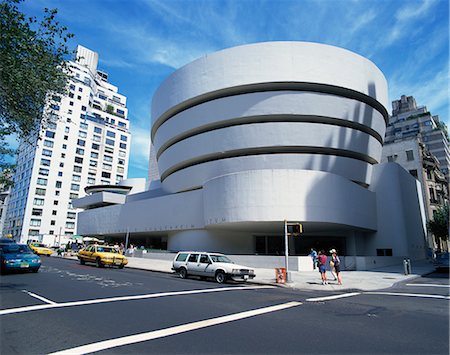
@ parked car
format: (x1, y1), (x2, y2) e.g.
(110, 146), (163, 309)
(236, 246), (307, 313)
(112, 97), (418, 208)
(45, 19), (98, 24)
(28, 242), (54, 257)
(434, 252), (449, 271)
(0, 243), (41, 273)
(0, 238), (15, 244)
(77, 244), (128, 268)
(172, 251), (255, 283)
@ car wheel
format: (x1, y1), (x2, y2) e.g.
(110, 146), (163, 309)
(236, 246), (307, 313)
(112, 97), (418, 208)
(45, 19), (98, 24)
(96, 258), (104, 268)
(215, 270), (226, 284)
(31, 268), (39, 273)
(118, 264), (124, 269)
(179, 267), (187, 279)
(79, 258), (85, 265)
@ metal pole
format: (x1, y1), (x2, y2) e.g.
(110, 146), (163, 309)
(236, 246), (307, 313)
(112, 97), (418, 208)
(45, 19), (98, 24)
(125, 227), (130, 252)
(58, 226), (62, 247)
(284, 220), (290, 282)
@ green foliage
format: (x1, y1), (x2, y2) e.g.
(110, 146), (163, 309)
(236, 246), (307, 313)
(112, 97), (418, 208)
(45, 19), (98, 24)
(0, 0), (74, 185)
(428, 204), (449, 242)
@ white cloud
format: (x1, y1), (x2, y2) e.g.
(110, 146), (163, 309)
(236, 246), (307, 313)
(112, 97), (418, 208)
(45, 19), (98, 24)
(395, 0), (436, 21)
(129, 125), (151, 175)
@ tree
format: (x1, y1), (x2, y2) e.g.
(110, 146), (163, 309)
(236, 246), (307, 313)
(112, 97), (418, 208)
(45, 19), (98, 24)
(428, 204), (449, 250)
(0, 0), (74, 187)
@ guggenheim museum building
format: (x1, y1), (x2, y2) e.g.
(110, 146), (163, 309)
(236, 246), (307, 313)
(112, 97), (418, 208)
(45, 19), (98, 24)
(74, 42), (427, 259)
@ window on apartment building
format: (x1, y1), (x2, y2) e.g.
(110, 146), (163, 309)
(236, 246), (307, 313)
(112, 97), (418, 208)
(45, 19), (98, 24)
(69, 92), (74, 98)
(33, 198), (44, 206)
(119, 151), (126, 158)
(59, 162), (64, 168)
(65, 127), (70, 133)
(30, 219), (41, 227)
(117, 167), (124, 174)
(91, 152), (98, 159)
(94, 127), (102, 134)
(118, 159), (125, 165)
(69, 101), (74, 106)
(76, 148), (85, 155)
(69, 193), (79, 199)
(117, 109), (125, 116)
(62, 144), (67, 149)
(92, 143), (99, 150)
(74, 157), (83, 164)
(32, 208), (43, 216)
(93, 135), (101, 142)
(37, 178), (47, 186)
(55, 181), (62, 188)
(429, 188), (437, 203)
(104, 155), (113, 162)
(101, 172), (111, 179)
(70, 183), (80, 191)
(119, 143), (127, 149)
(78, 87), (83, 92)
(55, 191), (60, 196)
(79, 131), (87, 138)
(43, 140), (54, 148)
(118, 121), (126, 128)
(69, 84), (75, 91)
(35, 188), (46, 196)
(77, 95), (81, 100)
(39, 168), (49, 176)
(89, 160), (97, 167)
(54, 200), (59, 205)
(105, 139), (115, 146)
(64, 135), (69, 140)
(116, 175), (123, 182)
(106, 131), (116, 138)
(29, 229), (40, 236)
(73, 166), (82, 173)
(52, 210), (57, 216)
(67, 212), (76, 220)
(120, 135), (127, 142)
(87, 177), (95, 184)
(42, 149), (52, 157)
(104, 147), (114, 154)
(81, 106), (87, 112)
(49, 230), (54, 235)
(51, 220), (55, 226)
(45, 131), (55, 138)
(66, 222), (75, 229)
(77, 139), (85, 147)
(61, 153), (66, 159)
(72, 174), (81, 182)
(406, 150), (414, 161)
(102, 163), (112, 171)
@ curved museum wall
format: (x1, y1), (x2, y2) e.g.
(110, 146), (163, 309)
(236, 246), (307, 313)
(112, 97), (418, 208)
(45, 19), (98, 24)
(151, 41), (389, 193)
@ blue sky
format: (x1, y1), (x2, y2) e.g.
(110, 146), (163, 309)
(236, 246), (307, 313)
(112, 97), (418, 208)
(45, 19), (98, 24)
(19, 0), (449, 179)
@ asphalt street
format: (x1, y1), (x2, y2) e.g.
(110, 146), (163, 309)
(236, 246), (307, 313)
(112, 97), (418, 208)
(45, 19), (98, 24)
(1, 257), (448, 354)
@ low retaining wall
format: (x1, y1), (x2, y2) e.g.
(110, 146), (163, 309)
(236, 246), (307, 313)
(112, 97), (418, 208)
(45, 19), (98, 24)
(135, 251), (412, 271)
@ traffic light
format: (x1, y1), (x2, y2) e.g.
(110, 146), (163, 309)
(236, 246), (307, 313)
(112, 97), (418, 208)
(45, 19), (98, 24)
(287, 223), (303, 235)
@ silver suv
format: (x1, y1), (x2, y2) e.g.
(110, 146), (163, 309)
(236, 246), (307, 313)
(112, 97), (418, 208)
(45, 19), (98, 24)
(172, 251), (256, 283)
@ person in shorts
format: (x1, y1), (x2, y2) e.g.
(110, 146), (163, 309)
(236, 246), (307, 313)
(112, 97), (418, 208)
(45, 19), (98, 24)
(317, 250), (328, 285)
(330, 249), (342, 285)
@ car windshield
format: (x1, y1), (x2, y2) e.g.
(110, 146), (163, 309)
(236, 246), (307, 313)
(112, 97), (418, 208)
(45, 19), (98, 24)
(0, 244), (32, 254)
(96, 246), (118, 253)
(33, 243), (46, 247)
(210, 254), (233, 263)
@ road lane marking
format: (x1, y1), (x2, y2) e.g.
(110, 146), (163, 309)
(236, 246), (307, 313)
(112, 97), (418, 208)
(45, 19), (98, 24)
(366, 292), (450, 300)
(22, 290), (57, 305)
(306, 292), (361, 302)
(406, 283), (450, 288)
(48, 301), (302, 355)
(0, 285), (274, 316)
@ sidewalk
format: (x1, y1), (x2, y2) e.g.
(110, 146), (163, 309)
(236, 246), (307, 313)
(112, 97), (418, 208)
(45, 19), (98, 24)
(116, 256), (437, 291)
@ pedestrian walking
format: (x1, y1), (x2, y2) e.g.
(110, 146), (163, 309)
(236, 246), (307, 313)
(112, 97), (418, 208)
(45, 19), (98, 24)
(317, 250), (328, 285)
(329, 250), (337, 281)
(309, 248), (318, 270)
(330, 249), (342, 285)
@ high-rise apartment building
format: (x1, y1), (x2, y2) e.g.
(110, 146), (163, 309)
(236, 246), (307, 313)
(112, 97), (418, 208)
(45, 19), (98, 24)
(382, 95), (449, 252)
(3, 45), (130, 243)
(384, 95), (450, 177)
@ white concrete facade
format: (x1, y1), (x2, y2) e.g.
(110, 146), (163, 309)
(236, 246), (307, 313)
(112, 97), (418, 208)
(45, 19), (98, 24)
(75, 42), (427, 258)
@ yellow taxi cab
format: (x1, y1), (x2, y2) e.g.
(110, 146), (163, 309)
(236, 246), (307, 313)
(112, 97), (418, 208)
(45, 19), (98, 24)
(28, 242), (54, 257)
(77, 244), (128, 268)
